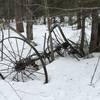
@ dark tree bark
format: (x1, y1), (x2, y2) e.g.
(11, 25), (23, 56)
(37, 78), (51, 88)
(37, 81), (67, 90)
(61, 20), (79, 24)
(26, 20), (33, 40)
(68, 15), (73, 26)
(52, 17), (56, 24)
(80, 10), (85, 56)
(60, 16), (64, 23)
(43, 17), (46, 25)
(15, 0), (24, 33)
(15, 17), (24, 33)
(48, 17), (54, 61)
(97, 23), (100, 49)
(77, 11), (82, 29)
(26, 0), (33, 40)
(89, 10), (98, 52)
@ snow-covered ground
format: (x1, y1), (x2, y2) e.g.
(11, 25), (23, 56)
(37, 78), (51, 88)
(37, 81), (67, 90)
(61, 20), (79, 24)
(0, 22), (100, 100)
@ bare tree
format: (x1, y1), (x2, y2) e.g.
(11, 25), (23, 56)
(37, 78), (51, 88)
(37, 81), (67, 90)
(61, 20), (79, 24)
(77, 11), (82, 29)
(26, 0), (33, 40)
(79, 10), (85, 56)
(89, 10), (98, 52)
(15, 0), (24, 33)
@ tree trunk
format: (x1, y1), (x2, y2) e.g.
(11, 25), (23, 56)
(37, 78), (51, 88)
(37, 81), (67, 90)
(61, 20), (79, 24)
(77, 11), (82, 29)
(48, 17), (54, 61)
(68, 15), (73, 26)
(97, 23), (100, 50)
(15, 17), (24, 33)
(80, 10), (85, 56)
(60, 16), (64, 24)
(43, 17), (46, 25)
(26, 20), (33, 40)
(89, 10), (98, 52)
(52, 17), (56, 24)
(26, 0), (33, 40)
(15, 0), (24, 33)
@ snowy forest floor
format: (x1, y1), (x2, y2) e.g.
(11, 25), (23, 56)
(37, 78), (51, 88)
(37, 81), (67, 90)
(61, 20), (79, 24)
(0, 23), (100, 100)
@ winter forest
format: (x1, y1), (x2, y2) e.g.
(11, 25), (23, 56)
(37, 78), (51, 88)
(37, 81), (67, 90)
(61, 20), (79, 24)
(0, 0), (100, 100)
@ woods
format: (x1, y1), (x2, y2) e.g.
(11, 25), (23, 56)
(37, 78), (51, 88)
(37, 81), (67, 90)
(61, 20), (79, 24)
(0, 1), (100, 100)
(0, 0), (100, 53)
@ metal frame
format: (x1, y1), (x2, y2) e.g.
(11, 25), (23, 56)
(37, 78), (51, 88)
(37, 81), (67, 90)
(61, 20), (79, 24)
(0, 22), (83, 83)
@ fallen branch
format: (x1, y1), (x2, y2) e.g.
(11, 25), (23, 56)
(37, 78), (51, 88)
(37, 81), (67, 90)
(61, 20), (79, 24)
(90, 55), (100, 85)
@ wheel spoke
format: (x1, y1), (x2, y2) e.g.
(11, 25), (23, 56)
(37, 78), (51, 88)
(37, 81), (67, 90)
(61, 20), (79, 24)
(0, 63), (14, 71)
(0, 49), (15, 64)
(20, 41), (25, 59)
(4, 70), (15, 78)
(26, 48), (32, 58)
(8, 38), (17, 61)
(21, 71), (24, 82)
(0, 68), (14, 72)
(7, 50), (24, 59)
(12, 72), (18, 81)
(16, 72), (19, 81)
(15, 38), (20, 60)
(3, 43), (16, 61)
(0, 56), (15, 64)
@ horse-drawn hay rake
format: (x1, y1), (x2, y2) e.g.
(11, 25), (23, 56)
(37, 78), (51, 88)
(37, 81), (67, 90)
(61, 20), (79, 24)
(0, 23), (83, 83)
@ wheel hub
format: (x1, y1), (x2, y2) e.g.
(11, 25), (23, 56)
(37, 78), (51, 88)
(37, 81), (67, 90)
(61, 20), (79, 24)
(15, 57), (31, 72)
(15, 57), (39, 72)
(15, 60), (26, 72)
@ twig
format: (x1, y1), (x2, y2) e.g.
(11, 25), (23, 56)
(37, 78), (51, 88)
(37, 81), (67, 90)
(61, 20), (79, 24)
(90, 55), (100, 85)
(4, 80), (22, 100)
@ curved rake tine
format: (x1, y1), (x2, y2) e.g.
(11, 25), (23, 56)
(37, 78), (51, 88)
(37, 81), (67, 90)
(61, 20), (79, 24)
(54, 28), (64, 42)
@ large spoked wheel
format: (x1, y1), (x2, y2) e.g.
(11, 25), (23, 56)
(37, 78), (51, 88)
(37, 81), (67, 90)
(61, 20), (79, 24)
(46, 24), (69, 57)
(47, 24), (83, 58)
(0, 37), (48, 83)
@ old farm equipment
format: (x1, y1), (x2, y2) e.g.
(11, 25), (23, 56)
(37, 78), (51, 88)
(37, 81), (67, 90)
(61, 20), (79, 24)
(0, 24), (48, 83)
(0, 23), (83, 83)
(45, 24), (83, 60)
